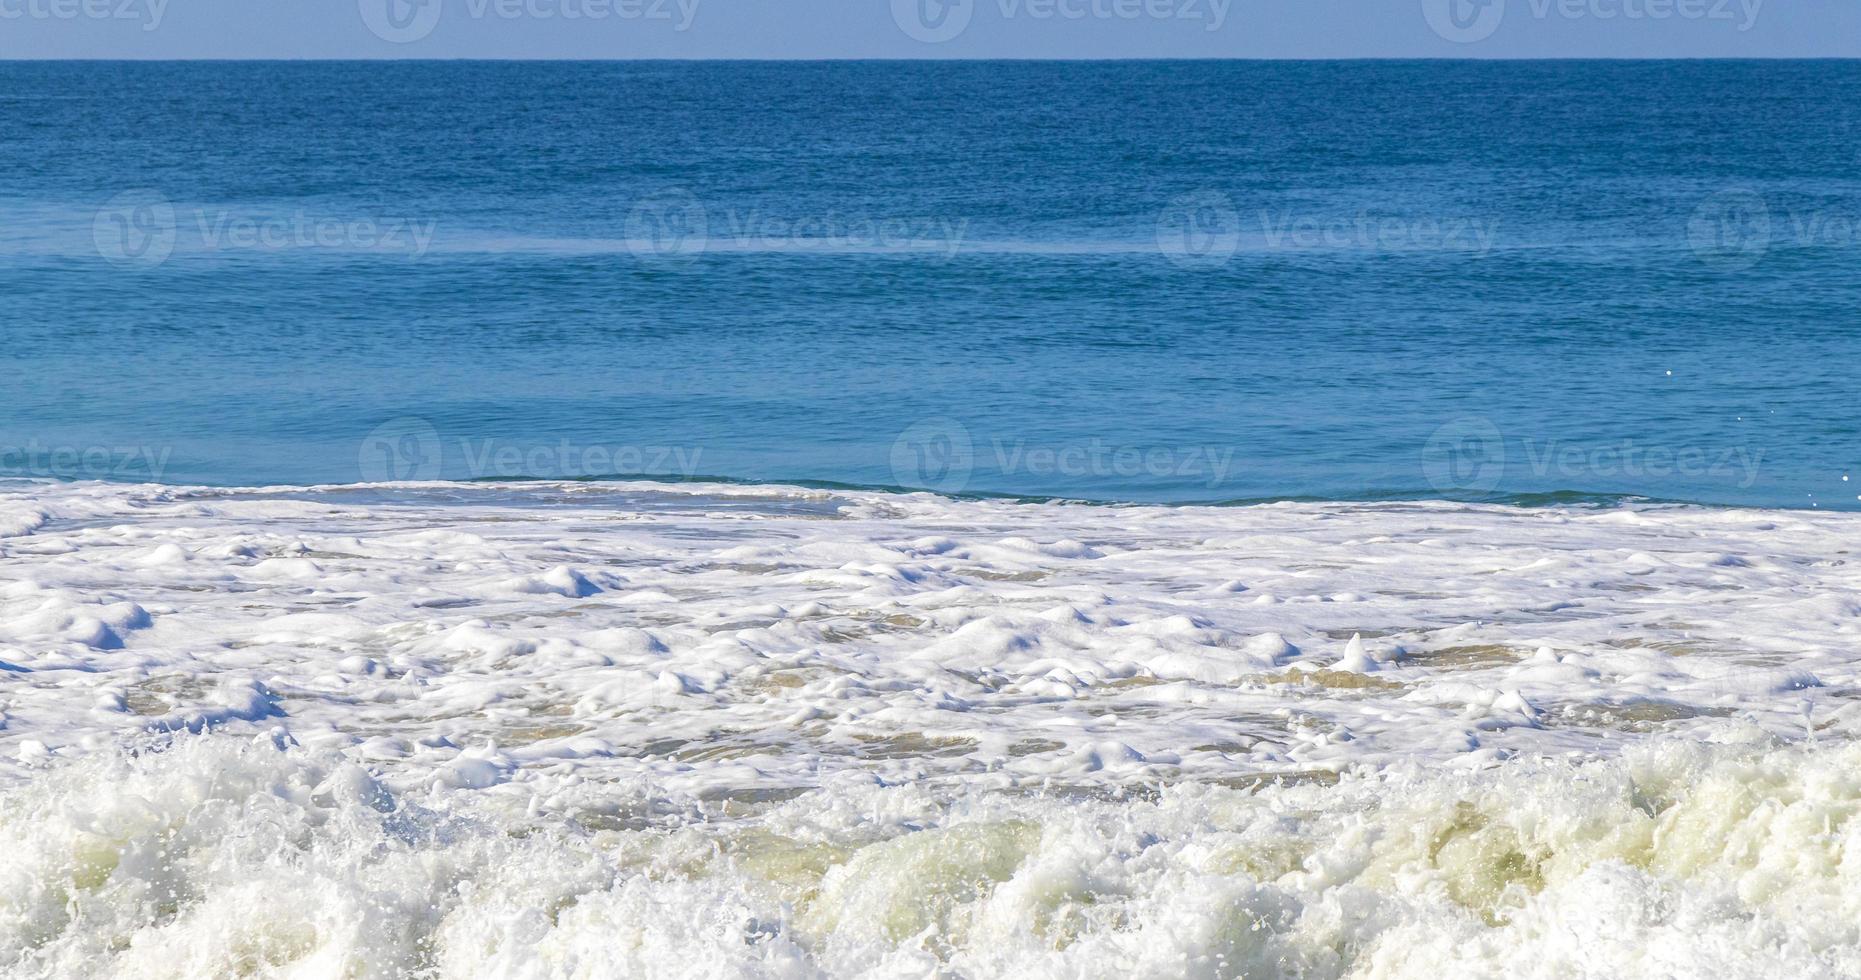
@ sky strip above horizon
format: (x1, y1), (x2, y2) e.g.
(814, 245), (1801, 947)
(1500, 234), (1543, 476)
(0, 0), (1855, 59)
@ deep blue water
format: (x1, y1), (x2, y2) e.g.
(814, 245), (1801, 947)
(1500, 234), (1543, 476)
(2, 60), (1858, 507)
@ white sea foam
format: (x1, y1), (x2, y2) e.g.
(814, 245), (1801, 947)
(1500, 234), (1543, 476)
(2, 480), (1860, 977)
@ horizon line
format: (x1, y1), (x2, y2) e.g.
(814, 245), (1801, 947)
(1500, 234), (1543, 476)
(4, 55), (1860, 62)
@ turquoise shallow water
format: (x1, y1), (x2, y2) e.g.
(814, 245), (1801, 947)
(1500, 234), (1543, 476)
(2, 60), (1858, 507)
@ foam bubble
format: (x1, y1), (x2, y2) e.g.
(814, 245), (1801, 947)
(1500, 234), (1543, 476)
(3, 481), (1860, 975)
(3, 734), (1860, 977)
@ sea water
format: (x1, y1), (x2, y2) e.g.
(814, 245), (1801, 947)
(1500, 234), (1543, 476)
(2, 61), (1859, 507)
(5, 61), (1861, 977)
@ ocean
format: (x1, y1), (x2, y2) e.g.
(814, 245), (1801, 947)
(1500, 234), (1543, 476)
(3, 60), (1859, 506)
(4, 61), (1861, 978)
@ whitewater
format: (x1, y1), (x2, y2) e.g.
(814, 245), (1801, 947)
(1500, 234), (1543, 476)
(3, 479), (1860, 978)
